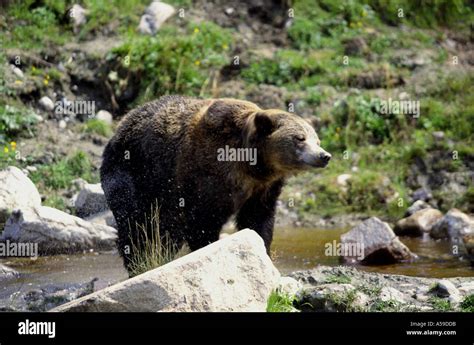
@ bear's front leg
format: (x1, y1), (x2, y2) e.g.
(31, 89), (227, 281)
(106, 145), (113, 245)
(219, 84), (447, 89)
(235, 180), (283, 255)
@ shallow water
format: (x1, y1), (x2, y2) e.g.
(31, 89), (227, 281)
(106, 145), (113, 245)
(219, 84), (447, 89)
(273, 227), (474, 277)
(0, 227), (472, 306)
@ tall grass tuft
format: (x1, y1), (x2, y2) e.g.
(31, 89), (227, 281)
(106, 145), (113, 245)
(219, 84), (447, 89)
(128, 203), (182, 277)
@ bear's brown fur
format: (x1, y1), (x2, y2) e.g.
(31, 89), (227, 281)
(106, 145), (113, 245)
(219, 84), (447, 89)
(101, 96), (331, 272)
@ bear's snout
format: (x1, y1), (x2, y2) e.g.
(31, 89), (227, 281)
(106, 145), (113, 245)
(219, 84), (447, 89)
(301, 147), (331, 168)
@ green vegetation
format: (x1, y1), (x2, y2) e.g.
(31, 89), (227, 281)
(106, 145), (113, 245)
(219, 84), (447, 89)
(30, 150), (97, 190)
(1, 0), (473, 222)
(0, 104), (38, 144)
(325, 273), (352, 284)
(325, 289), (364, 312)
(12, 150), (98, 211)
(83, 119), (113, 137)
(460, 294), (474, 312)
(370, 299), (404, 312)
(111, 21), (232, 102)
(429, 297), (453, 312)
(267, 290), (299, 312)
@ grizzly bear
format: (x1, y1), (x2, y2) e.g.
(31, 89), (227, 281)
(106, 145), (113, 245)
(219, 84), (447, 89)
(100, 96), (331, 272)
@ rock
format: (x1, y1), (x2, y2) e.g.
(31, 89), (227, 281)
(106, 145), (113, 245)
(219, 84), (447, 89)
(85, 210), (117, 228)
(1, 206), (117, 255)
(0, 264), (19, 281)
(23, 279), (97, 312)
(336, 173), (352, 188)
(405, 200), (431, 216)
(58, 119), (67, 129)
(138, 1), (175, 35)
(295, 283), (369, 312)
(395, 208), (443, 236)
(0, 166), (41, 227)
(39, 96), (55, 112)
(432, 280), (462, 305)
(225, 7), (235, 16)
(70, 4), (88, 33)
(380, 286), (406, 303)
(341, 217), (417, 264)
(432, 131), (445, 140)
(462, 234), (474, 263)
(96, 110), (113, 125)
(343, 37), (367, 56)
(51, 229), (280, 312)
(289, 265), (473, 312)
(276, 276), (302, 296)
(430, 209), (474, 240)
(411, 188), (432, 202)
(74, 183), (109, 218)
(10, 65), (24, 79)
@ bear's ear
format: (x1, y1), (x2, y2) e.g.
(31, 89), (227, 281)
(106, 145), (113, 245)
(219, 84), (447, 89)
(254, 112), (275, 137)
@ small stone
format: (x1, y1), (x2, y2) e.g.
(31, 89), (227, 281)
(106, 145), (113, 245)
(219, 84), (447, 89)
(39, 96), (55, 112)
(138, 1), (176, 35)
(225, 7), (235, 15)
(406, 200), (431, 216)
(432, 131), (445, 140)
(96, 110), (113, 125)
(11, 65), (24, 79)
(58, 120), (67, 129)
(276, 277), (302, 296)
(70, 4), (88, 33)
(336, 173), (352, 188)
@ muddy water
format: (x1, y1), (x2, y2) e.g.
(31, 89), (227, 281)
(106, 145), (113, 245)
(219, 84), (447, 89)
(0, 227), (472, 305)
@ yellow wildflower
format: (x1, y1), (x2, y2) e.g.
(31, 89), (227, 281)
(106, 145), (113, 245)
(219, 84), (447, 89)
(194, 60), (201, 66)
(4, 147), (8, 153)
(194, 28), (199, 34)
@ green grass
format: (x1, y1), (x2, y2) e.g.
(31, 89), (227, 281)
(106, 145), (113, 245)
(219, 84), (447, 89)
(429, 297), (453, 312)
(460, 295), (474, 312)
(1, 1), (72, 49)
(325, 274), (352, 284)
(370, 299), (404, 312)
(325, 289), (364, 312)
(83, 119), (113, 137)
(267, 290), (299, 312)
(110, 21), (233, 102)
(0, 104), (38, 145)
(29, 150), (98, 190)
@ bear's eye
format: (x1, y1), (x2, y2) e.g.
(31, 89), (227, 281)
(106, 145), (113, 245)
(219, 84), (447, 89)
(294, 135), (305, 142)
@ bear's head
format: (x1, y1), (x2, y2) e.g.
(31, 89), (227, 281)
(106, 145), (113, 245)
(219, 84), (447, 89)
(244, 110), (331, 176)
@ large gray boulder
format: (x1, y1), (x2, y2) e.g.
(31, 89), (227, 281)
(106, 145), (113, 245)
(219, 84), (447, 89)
(74, 183), (109, 218)
(430, 209), (474, 240)
(341, 217), (417, 264)
(0, 166), (41, 228)
(1, 206), (117, 254)
(395, 208), (443, 236)
(51, 229), (280, 312)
